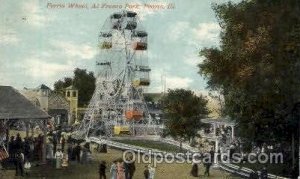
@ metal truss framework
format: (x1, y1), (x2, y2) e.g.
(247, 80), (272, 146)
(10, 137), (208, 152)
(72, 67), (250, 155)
(74, 11), (160, 140)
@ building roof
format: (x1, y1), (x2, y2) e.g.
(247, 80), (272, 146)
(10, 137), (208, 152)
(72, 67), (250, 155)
(201, 117), (235, 126)
(65, 85), (77, 90)
(144, 93), (163, 102)
(0, 86), (50, 120)
(20, 90), (41, 106)
(48, 92), (69, 110)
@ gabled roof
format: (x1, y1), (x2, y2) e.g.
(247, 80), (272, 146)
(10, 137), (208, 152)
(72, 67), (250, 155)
(0, 86), (49, 120)
(20, 90), (40, 106)
(48, 92), (69, 110)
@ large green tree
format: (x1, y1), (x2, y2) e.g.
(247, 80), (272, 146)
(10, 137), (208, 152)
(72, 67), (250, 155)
(54, 68), (96, 107)
(161, 89), (209, 148)
(54, 77), (73, 92)
(199, 0), (300, 149)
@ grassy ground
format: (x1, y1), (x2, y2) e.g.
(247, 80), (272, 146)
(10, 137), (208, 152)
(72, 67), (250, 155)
(112, 139), (187, 153)
(237, 162), (292, 177)
(1, 147), (236, 179)
(3, 131), (291, 178)
(111, 139), (294, 177)
(3, 130), (237, 178)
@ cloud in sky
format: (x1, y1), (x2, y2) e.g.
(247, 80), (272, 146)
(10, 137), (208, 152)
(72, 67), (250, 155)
(136, 8), (156, 21)
(21, 0), (53, 27)
(148, 69), (193, 92)
(0, 0), (235, 92)
(24, 58), (71, 79)
(167, 21), (190, 41)
(148, 68), (194, 92)
(166, 76), (193, 89)
(51, 40), (98, 60)
(183, 54), (204, 66)
(22, 57), (74, 88)
(131, 0), (167, 21)
(165, 21), (220, 50)
(192, 22), (221, 42)
(0, 30), (20, 45)
(21, 40), (97, 87)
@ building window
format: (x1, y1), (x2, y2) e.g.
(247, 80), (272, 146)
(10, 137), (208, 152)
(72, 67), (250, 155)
(43, 90), (47, 96)
(72, 91), (77, 97)
(67, 91), (70, 97)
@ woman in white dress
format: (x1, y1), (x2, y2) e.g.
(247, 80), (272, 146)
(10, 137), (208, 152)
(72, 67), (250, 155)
(61, 153), (69, 168)
(149, 165), (155, 179)
(110, 160), (117, 179)
(54, 149), (63, 169)
(24, 159), (31, 176)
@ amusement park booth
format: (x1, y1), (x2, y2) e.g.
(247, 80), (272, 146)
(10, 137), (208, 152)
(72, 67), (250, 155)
(0, 86), (50, 164)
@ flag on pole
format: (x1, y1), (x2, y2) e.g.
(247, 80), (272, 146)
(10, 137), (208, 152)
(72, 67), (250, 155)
(0, 147), (9, 161)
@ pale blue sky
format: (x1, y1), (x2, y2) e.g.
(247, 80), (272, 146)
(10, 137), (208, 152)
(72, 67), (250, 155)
(0, 0), (240, 93)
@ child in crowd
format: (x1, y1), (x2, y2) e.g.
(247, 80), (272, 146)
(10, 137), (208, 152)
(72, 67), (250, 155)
(99, 160), (107, 179)
(24, 159), (31, 176)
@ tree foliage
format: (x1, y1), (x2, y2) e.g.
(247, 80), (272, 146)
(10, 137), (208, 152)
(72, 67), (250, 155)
(161, 89), (209, 143)
(54, 68), (96, 107)
(198, 0), (300, 144)
(54, 77), (73, 92)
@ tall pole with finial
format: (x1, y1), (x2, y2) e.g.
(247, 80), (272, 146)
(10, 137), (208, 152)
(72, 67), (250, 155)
(298, 116), (300, 179)
(161, 70), (166, 94)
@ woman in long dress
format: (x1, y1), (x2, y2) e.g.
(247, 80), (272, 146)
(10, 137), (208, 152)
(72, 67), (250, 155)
(116, 161), (125, 179)
(110, 160), (117, 179)
(54, 149), (63, 169)
(81, 147), (88, 164)
(46, 142), (54, 160)
(61, 153), (69, 168)
(24, 159), (31, 176)
(149, 165), (156, 179)
(190, 163), (198, 177)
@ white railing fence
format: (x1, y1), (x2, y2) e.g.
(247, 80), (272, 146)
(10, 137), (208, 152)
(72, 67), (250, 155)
(88, 136), (289, 179)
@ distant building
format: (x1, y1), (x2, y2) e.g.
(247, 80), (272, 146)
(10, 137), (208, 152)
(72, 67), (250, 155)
(48, 92), (70, 126)
(143, 92), (221, 122)
(77, 107), (87, 122)
(144, 93), (164, 124)
(21, 84), (78, 126)
(0, 85), (50, 163)
(64, 85), (79, 124)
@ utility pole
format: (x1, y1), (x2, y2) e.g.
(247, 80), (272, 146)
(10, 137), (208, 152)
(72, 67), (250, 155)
(161, 71), (166, 94)
(298, 118), (300, 179)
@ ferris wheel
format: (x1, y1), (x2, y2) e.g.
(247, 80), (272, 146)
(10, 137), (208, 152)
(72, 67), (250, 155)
(75, 11), (157, 139)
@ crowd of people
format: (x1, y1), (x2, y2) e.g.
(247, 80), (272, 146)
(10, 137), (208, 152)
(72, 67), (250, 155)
(98, 158), (157, 179)
(4, 133), (45, 176)
(46, 134), (93, 169)
(3, 131), (94, 176)
(189, 148), (214, 178)
(2, 131), (158, 179)
(8, 133), (44, 163)
(3, 125), (269, 178)
(98, 157), (138, 179)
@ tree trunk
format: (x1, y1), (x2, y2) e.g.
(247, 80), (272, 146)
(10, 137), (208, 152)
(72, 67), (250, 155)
(25, 122), (29, 138)
(292, 132), (295, 168)
(180, 139), (183, 151)
(6, 127), (9, 152)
